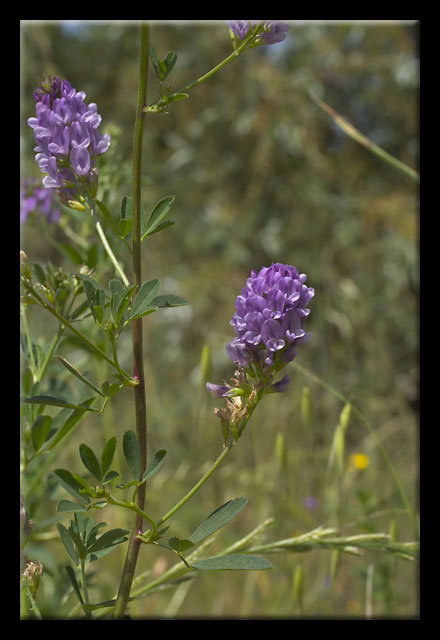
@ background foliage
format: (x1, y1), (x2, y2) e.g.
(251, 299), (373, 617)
(20, 20), (419, 618)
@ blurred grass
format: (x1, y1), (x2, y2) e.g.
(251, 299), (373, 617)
(20, 20), (419, 618)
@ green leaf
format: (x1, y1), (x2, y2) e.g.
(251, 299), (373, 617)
(88, 501), (108, 511)
(101, 437), (117, 477)
(149, 42), (161, 80)
(72, 473), (96, 498)
(188, 497), (248, 545)
(110, 279), (124, 324)
(168, 92), (188, 104)
(128, 306), (158, 321)
(76, 273), (107, 296)
(33, 263), (46, 285)
(120, 196), (147, 233)
(142, 449), (167, 481)
(149, 294), (189, 308)
(109, 278), (124, 297)
(192, 554), (273, 571)
(168, 537), (194, 553)
(65, 566), (84, 604)
(53, 469), (90, 505)
(164, 51), (177, 76)
(57, 523), (79, 564)
(128, 279), (161, 320)
(102, 470), (119, 485)
(69, 299), (92, 321)
(116, 479), (139, 490)
(123, 430), (141, 480)
(57, 500), (88, 513)
(118, 218), (132, 238)
(158, 59), (167, 81)
(82, 600), (118, 612)
(120, 195), (131, 220)
(116, 284), (137, 324)
(21, 395), (100, 412)
(101, 381), (120, 398)
(87, 528), (129, 554)
(31, 414), (53, 452)
(85, 520), (107, 546)
(47, 398), (96, 450)
(93, 304), (104, 325)
(79, 443), (101, 481)
(56, 356), (105, 397)
(76, 273), (108, 323)
(142, 196), (175, 239)
(142, 219), (175, 238)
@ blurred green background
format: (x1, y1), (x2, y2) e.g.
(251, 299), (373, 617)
(20, 20), (419, 618)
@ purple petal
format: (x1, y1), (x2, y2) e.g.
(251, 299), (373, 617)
(206, 382), (232, 398)
(70, 145), (90, 176)
(270, 375), (290, 393)
(226, 338), (250, 367)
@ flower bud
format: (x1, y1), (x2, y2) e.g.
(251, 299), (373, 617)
(34, 283), (55, 304)
(66, 199), (86, 211)
(20, 251), (32, 281)
(23, 561), (43, 597)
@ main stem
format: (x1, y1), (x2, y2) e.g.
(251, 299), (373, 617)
(113, 21), (150, 620)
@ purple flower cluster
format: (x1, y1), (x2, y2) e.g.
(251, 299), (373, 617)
(227, 20), (290, 45)
(20, 178), (61, 225)
(207, 263), (313, 407)
(206, 263), (313, 445)
(227, 263), (314, 372)
(27, 77), (110, 201)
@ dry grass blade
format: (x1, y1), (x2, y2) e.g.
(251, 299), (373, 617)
(309, 90), (419, 183)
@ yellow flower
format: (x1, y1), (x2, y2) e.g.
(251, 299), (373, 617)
(348, 453), (370, 471)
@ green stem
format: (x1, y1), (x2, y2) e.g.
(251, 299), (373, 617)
(95, 220), (130, 287)
(35, 324), (64, 383)
(156, 394), (260, 528)
(23, 583), (43, 620)
(112, 20), (150, 620)
(23, 281), (133, 382)
(145, 26), (263, 112)
(106, 492), (157, 538)
(157, 442), (234, 528)
(20, 303), (37, 380)
(80, 558), (92, 619)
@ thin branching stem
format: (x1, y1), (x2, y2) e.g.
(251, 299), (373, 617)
(112, 20), (150, 620)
